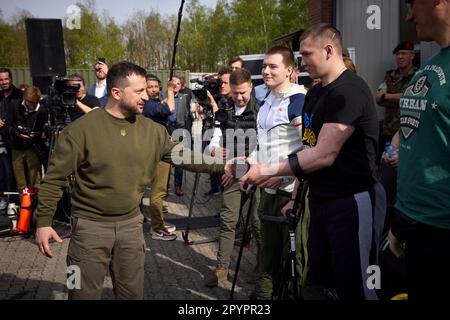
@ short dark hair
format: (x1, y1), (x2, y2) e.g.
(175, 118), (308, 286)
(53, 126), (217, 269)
(228, 56), (245, 68)
(146, 73), (161, 84)
(218, 67), (233, 77)
(265, 46), (295, 68)
(230, 68), (252, 86)
(106, 61), (146, 97)
(299, 23), (343, 56)
(68, 73), (86, 86)
(0, 68), (13, 80)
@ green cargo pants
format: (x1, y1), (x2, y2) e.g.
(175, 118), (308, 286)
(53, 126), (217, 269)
(217, 181), (261, 269)
(253, 189), (309, 300)
(67, 214), (146, 300)
(148, 161), (171, 232)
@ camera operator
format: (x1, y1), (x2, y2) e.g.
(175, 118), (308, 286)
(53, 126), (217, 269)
(204, 68), (261, 287)
(203, 67), (234, 196)
(67, 74), (100, 122)
(8, 86), (47, 192)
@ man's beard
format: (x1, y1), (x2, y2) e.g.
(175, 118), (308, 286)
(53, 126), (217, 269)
(119, 99), (139, 117)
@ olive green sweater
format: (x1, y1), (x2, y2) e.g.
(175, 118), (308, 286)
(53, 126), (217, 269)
(36, 108), (224, 228)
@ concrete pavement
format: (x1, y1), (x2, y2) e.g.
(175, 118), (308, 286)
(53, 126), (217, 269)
(0, 171), (258, 300)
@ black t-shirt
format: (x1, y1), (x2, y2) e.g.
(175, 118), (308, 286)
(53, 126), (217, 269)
(68, 95), (100, 122)
(302, 70), (379, 200)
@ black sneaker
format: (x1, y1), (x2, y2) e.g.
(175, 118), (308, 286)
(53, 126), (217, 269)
(151, 230), (177, 241)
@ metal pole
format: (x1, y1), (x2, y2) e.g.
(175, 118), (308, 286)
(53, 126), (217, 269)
(169, 0), (185, 81)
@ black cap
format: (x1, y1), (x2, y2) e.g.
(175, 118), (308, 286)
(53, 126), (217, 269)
(393, 41), (414, 54)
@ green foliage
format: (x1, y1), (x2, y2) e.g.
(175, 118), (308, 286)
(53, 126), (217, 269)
(0, 9), (32, 67)
(1, 0), (308, 72)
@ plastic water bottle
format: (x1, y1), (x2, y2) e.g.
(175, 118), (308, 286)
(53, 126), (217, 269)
(385, 142), (397, 158)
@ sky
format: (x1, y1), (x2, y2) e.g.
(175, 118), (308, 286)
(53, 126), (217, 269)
(0, 0), (218, 25)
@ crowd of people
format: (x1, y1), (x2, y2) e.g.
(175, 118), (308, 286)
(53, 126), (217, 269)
(1, 0), (449, 301)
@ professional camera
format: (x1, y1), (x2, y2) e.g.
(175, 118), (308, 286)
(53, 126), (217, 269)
(47, 77), (80, 110)
(15, 126), (33, 136)
(190, 75), (222, 104)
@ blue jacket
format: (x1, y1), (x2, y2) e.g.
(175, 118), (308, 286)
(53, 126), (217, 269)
(87, 84), (108, 107)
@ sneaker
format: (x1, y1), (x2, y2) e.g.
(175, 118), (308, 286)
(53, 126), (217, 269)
(164, 222), (176, 233)
(204, 267), (228, 287)
(151, 230), (177, 241)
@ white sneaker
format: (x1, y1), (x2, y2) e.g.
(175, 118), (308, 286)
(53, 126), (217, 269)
(164, 222), (176, 233)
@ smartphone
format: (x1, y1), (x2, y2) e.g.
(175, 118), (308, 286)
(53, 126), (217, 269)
(97, 57), (106, 63)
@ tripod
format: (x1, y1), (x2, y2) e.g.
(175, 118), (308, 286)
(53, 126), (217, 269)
(230, 186), (256, 300)
(41, 109), (73, 238)
(261, 179), (308, 300)
(182, 172), (218, 245)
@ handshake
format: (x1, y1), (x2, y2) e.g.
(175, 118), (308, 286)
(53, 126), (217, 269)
(233, 158), (250, 179)
(222, 157), (285, 193)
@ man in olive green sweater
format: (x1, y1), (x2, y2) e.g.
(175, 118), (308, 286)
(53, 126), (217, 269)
(35, 61), (229, 300)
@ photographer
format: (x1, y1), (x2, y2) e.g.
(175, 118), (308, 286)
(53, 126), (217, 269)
(87, 58), (108, 107)
(8, 86), (47, 192)
(67, 74), (100, 122)
(204, 67), (234, 196)
(204, 68), (261, 287)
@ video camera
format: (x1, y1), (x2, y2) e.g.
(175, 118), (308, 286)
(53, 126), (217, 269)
(47, 77), (80, 110)
(190, 75), (222, 104)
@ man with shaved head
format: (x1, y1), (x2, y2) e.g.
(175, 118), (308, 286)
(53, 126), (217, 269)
(241, 24), (385, 300)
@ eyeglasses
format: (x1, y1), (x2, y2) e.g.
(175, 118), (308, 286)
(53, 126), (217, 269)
(95, 68), (102, 72)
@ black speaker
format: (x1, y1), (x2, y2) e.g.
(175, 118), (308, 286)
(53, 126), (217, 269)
(25, 18), (66, 78)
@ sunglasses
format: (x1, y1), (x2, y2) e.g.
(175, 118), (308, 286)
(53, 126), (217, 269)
(95, 68), (102, 72)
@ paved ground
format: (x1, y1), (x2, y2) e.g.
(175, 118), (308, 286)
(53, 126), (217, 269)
(0, 169), (259, 300)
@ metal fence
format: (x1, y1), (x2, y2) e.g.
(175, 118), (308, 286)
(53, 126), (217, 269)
(7, 68), (190, 93)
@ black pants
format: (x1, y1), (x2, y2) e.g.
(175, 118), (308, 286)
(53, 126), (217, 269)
(403, 218), (450, 300)
(308, 184), (386, 300)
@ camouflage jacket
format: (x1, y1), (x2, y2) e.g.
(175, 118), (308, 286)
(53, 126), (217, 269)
(380, 66), (417, 136)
